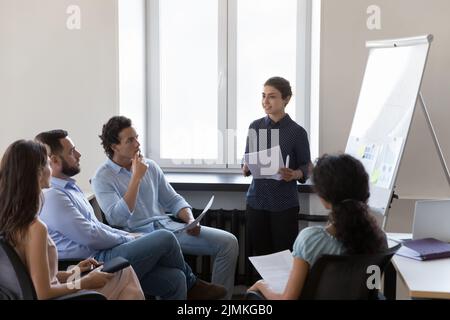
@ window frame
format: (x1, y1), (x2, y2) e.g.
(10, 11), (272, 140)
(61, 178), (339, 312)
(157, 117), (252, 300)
(145, 0), (315, 172)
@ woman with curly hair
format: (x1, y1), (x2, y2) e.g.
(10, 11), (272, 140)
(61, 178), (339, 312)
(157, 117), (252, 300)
(248, 153), (387, 299)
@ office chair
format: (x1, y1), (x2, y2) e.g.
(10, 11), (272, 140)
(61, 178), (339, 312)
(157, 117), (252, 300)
(246, 243), (401, 300)
(0, 236), (106, 300)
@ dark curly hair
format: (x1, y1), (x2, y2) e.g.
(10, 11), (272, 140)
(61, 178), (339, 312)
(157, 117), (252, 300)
(0, 140), (48, 246)
(99, 116), (132, 159)
(312, 153), (387, 254)
(264, 77), (292, 100)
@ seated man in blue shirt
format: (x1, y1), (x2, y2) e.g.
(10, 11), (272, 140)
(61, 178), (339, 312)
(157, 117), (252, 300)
(92, 116), (239, 299)
(35, 130), (226, 300)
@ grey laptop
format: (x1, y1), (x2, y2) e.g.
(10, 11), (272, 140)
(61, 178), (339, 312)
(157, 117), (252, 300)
(412, 199), (450, 242)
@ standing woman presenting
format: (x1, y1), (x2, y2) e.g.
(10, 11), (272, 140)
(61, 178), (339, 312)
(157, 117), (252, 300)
(243, 76), (311, 256)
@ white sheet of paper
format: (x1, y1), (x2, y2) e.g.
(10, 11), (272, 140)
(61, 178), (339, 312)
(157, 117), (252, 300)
(172, 195), (215, 234)
(244, 145), (284, 180)
(248, 250), (294, 294)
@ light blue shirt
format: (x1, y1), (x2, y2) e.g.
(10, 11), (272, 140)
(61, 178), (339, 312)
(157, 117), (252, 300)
(91, 158), (191, 232)
(40, 177), (134, 259)
(293, 226), (345, 267)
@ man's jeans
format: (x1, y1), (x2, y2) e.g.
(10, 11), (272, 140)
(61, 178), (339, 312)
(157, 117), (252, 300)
(95, 229), (196, 299)
(136, 223), (239, 300)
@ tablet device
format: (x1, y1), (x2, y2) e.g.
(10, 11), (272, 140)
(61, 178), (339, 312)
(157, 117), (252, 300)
(81, 257), (130, 277)
(101, 257), (130, 273)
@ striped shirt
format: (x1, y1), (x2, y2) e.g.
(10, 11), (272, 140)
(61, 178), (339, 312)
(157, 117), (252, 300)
(244, 114), (311, 211)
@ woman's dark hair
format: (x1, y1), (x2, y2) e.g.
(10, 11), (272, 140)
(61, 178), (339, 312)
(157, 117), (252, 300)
(264, 77), (292, 100)
(312, 153), (387, 254)
(99, 116), (132, 159)
(0, 140), (48, 246)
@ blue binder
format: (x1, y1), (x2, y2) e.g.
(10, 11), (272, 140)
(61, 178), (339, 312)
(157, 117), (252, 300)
(396, 238), (450, 261)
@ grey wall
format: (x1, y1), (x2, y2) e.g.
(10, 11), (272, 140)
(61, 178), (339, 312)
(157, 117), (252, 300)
(0, 0), (119, 191)
(320, 0), (450, 199)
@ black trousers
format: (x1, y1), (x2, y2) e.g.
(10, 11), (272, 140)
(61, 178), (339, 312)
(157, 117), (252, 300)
(245, 205), (299, 256)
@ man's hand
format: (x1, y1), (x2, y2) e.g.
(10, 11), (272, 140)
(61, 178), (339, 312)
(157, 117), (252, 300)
(278, 168), (303, 182)
(131, 152), (148, 181)
(177, 207), (201, 237)
(186, 220), (201, 236)
(124, 153), (147, 213)
(129, 232), (144, 239)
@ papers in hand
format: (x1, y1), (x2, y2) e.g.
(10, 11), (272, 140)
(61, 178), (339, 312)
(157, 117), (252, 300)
(244, 146), (285, 180)
(172, 195), (215, 234)
(248, 250), (293, 294)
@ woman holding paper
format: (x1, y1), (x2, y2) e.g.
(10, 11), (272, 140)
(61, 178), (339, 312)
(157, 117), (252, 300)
(242, 76), (311, 256)
(0, 140), (144, 300)
(247, 154), (387, 299)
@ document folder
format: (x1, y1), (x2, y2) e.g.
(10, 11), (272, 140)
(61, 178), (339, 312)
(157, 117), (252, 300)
(396, 238), (450, 261)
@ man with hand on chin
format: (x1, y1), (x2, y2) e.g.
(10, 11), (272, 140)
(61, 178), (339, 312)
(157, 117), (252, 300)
(36, 129), (226, 300)
(92, 116), (239, 300)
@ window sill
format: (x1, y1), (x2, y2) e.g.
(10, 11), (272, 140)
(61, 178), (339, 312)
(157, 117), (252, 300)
(165, 172), (314, 193)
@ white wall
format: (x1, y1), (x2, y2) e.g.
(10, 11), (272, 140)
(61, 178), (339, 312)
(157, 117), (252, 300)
(0, 0), (119, 191)
(3, 0), (450, 203)
(320, 0), (450, 199)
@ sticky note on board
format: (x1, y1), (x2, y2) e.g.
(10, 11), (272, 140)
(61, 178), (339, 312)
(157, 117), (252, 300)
(371, 169), (380, 184)
(358, 145), (365, 158)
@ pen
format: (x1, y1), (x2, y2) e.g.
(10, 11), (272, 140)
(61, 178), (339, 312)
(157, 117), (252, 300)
(285, 155), (290, 168)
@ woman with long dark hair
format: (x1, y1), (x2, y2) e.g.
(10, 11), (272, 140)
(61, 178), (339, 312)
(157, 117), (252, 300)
(248, 153), (387, 299)
(0, 140), (144, 299)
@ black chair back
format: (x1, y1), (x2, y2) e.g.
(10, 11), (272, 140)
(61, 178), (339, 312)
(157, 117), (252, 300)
(0, 235), (106, 300)
(0, 236), (37, 300)
(245, 243), (401, 300)
(299, 244), (401, 300)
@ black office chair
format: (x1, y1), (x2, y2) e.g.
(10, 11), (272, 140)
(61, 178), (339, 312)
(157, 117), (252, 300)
(0, 236), (106, 300)
(246, 244), (401, 300)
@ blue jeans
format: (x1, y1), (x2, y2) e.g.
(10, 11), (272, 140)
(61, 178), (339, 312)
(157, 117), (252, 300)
(94, 229), (196, 300)
(135, 223), (239, 300)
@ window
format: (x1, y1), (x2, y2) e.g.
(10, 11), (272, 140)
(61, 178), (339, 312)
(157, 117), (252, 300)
(147, 0), (316, 170)
(159, 0), (219, 162)
(234, 0), (298, 164)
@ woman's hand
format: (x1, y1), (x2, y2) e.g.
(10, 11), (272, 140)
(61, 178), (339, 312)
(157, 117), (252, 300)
(77, 258), (102, 273)
(247, 279), (266, 293)
(278, 168), (302, 182)
(242, 163), (251, 177)
(81, 270), (114, 289)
